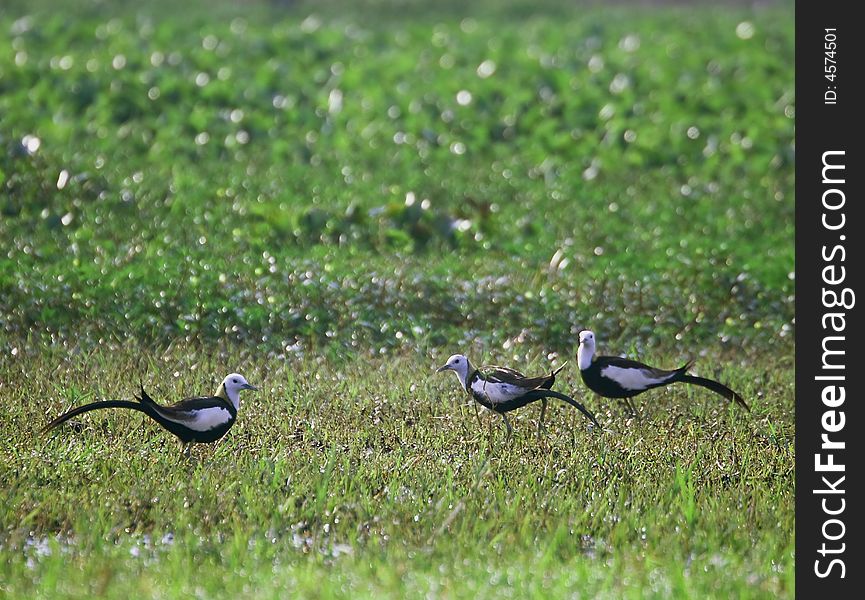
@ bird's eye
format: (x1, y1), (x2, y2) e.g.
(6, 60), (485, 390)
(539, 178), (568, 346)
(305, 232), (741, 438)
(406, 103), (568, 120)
(232, 378), (238, 383)
(455, 359), (461, 364)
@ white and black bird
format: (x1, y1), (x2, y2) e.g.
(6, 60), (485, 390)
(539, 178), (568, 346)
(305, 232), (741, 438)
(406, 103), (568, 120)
(576, 330), (749, 415)
(43, 373), (258, 455)
(436, 354), (600, 439)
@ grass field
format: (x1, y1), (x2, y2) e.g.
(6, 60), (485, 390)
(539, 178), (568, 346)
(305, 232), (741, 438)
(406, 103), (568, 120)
(1, 0), (794, 597)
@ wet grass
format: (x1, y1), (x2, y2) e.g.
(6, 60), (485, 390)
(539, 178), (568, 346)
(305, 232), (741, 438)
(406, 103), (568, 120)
(1, 0), (793, 597)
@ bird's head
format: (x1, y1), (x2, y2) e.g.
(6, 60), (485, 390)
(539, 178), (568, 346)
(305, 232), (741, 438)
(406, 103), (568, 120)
(578, 329), (595, 348)
(577, 330), (596, 369)
(436, 354), (471, 384)
(219, 373), (258, 409)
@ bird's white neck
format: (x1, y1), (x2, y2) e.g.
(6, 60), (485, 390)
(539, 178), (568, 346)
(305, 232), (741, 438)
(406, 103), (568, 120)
(453, 359), (473, 390)
(577, 343), (594, 370)
(215, 382), (241, 411)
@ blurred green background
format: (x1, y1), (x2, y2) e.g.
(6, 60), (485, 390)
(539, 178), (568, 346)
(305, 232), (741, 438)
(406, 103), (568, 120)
(1, 0), (794, 359)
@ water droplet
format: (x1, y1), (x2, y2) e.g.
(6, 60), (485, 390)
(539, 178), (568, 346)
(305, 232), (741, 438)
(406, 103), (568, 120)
(456, 90), (472, 106)
(476, 60), (496, 78)
(609, 73), (630, 94)
(588, 55), (604, 73)
(619, 34), (640, 52)
(735, 22), (755, 40)
(328, 89), (343, 114)
(22, 135), (41, 154)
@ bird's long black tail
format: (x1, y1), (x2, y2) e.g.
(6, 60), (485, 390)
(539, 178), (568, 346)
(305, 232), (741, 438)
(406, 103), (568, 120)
(519, 389), (600, 428)
(42, 400), (155, 434)
(679, 375), (750, 412)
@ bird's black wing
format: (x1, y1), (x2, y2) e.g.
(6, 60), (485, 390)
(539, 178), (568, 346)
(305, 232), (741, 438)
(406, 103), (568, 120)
(543, 362), (568, 389)
(481, 365), (553, 391)
(166, 395), (228, 411)
(136, 384), (229, 414)
(133, 395), (234, 425)
(134, 386), (225, 418)
(136, 385), (158, 406)
(549, 361), (568, 378)
(161, 395), (234, 420)
(481, 365), (525, 379)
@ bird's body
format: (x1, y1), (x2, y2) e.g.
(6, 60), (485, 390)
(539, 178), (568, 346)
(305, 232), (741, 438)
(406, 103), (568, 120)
(135, 388), (239, 443)
(576, 330), (749, 413)
(578, 356), (690, 400)
(466, 364), (560, 411)
(43, 373), (257, 453)
(437, 354), (599, 439)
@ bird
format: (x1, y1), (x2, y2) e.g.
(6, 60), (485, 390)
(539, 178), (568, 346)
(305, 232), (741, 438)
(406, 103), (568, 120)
(576, 330), (749, 416)
(43, 373), (258, 456)
(436, 354), (600, 440)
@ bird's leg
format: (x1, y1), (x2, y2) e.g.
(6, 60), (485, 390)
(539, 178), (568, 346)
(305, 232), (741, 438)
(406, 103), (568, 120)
(472, 400), (483, 431)
(501, 413), (514, 445)
(620, 399), (634, 420)
(181, 442), (192, 459)
(627, 398), (639, 420)
(619, 400), (630, 419)
(536, 398), (549, 440)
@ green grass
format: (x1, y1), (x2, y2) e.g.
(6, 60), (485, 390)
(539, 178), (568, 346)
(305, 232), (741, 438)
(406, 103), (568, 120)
(2, 345), (793, 598)
(1, 0), (794, 597)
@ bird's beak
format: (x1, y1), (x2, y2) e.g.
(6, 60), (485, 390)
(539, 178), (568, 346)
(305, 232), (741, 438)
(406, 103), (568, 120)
(435, 364), (449, 373)
(242, 383), (258, 391)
